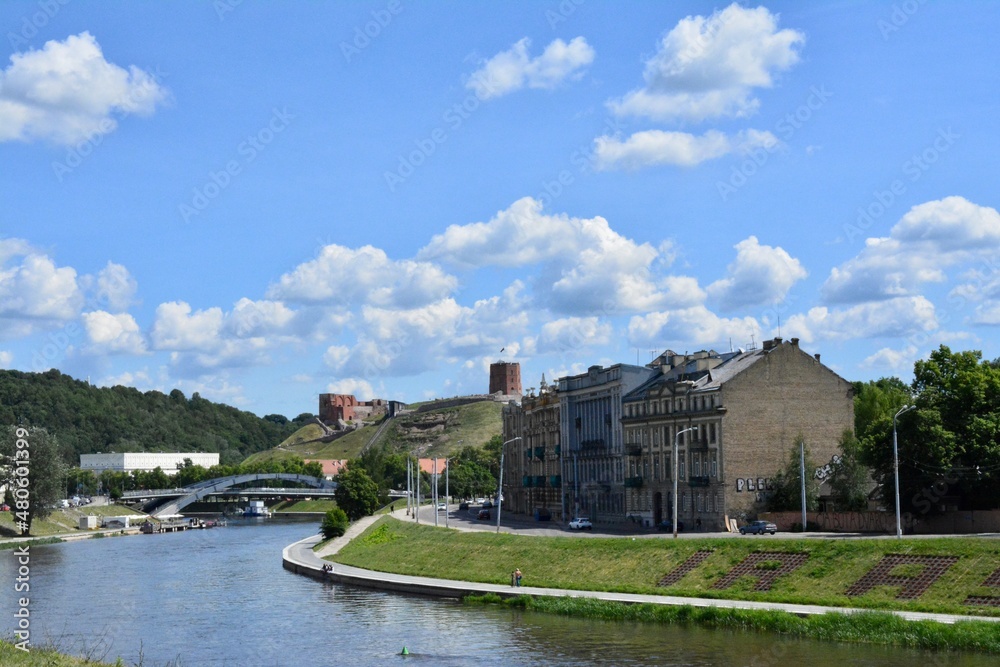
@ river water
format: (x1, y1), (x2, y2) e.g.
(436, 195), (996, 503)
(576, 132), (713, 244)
(0, 518), (993, 666)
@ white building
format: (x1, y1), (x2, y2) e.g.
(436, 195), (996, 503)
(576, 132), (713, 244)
(80, 452), (219, 475)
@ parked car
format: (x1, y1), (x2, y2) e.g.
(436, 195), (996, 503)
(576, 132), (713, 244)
(568, 517), (592, 530)
(476, 509), (491, 520)
(533, 508), (551, 521)
(481, 499), (493, 508)
(459, 501), (469, 511)
(740, 520), (778, 535)
(437, 502), (447, 511)
(657, 519), (685, 532)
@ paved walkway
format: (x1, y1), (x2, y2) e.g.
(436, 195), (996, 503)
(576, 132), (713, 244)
(282, 511), (1000, 626)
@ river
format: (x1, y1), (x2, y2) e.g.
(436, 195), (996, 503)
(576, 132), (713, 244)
(0, 518), (993, 666)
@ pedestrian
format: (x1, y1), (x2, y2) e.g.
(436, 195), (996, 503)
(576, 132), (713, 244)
(510, 570), (516, 587)
(515, 568), (522, 587)
(696, 517), (702, 532)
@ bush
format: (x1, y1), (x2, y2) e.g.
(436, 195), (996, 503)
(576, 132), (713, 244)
(320, 508), (349, 540)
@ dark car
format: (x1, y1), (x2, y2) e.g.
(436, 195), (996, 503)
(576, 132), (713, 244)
(657, 519), (685, 532)
(740, 520), (778, 535)
(476, 509), (491, 520)
(459, 501), (469, 511)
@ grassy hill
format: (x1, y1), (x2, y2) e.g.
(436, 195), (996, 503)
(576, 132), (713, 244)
(246, 398), (503, 463)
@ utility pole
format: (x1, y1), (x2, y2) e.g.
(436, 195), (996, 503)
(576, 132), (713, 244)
(800, 438), (807, 533)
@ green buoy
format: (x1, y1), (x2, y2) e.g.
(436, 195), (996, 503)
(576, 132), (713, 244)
(400, 647), (409, 655)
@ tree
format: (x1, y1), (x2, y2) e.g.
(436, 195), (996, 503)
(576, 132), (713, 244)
(828, 430), (871, 511)
(334, 465), (380, 520)
(0, 426), (68, 536)
(320, 507), (349, 539)
(766, 436), (820, 514)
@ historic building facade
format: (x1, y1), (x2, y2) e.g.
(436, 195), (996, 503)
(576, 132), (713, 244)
(501, 377), (562, 519)
(620, 338), (854, 530)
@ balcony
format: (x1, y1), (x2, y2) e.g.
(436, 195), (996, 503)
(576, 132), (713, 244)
(580, 438), (606, 449)
(689, 476), (710, 487)
(624, 476), (644, 488)
(625, 443), (642, 456)
(549, 475), (562, 488)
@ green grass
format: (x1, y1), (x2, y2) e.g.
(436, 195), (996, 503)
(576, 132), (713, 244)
(465, 594), (1000, 654)
(248, 399), (502, 463)
(0, 640), (119, 666)
(331, 518), (1000, 618)
(0, 505), (148, 538)
(271, 499), (337, 513)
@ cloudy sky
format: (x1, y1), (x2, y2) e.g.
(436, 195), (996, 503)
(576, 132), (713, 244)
(2, 1), (998, 417)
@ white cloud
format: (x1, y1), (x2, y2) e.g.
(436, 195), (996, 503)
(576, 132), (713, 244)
(82, 311), (147, 354)
(419, 197), (690, 314)
(783, 296), (938, 343)
(707, 236), (807, 311)
(609, 4), (804, 122)
(98, 369), (153, 389)
(823, 197), (1000, 304)
(0, 32), (167, 145)
(326, 378), (376, 401)
(594, 128), (778, 170)
(627, 305), (760, 349)
(0, 251), (82, 324)
(150, 301), (223, 351)
(93, 262), (138, 311)
(0, 350), (11, 366)
(862, 345), (919, 371)
(267, 244), (456, 308)
(467, 37), (594, 100)
(533, 317), (613, 355)
(323, 345), (351, 369)
(225, 298), (296, 338)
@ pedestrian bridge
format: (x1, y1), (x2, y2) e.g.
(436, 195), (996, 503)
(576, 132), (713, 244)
(121, 473), (336, 518)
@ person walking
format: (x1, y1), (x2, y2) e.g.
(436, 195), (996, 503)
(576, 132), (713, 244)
(514, 568), (522, 587)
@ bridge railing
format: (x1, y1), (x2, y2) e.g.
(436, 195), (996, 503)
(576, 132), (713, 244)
(121, 488), (188, 498)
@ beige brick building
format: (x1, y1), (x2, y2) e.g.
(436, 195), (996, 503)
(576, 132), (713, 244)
(621, 338), (854, 530)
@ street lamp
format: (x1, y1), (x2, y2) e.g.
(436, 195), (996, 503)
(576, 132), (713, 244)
(893, 405), (916, 539)
(496, 436), (521, 533)
(673, 427), (696, 539)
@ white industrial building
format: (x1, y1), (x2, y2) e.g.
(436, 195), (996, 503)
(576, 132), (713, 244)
(80, 452), (219, 475)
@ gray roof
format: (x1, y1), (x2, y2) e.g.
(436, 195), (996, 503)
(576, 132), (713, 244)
(622, 349), (767, 402)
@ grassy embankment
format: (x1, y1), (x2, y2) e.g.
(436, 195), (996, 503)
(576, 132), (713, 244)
(271, 499), (337, 513)
(328, 518), (1000, 652)
(0, 505), (146, 538)
(0, 640), (118, 666)
(247, 399), (503, 464)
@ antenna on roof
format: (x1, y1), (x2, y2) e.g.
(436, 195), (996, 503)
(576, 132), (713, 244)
(777, 314), (781, 338)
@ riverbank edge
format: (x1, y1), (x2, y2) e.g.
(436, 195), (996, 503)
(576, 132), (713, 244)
(281, 520), (1000, 625)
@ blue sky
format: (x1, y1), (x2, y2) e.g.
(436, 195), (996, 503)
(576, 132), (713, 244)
(2, 1), (999, 418)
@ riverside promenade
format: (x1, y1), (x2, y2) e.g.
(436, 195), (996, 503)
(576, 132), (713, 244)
(282, 510), (1000, 625)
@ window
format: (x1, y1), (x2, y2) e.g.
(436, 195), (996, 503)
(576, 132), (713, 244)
(653, 455), (659, 480)
(711, 452), (718, 477)
(713, 492), (720, 513)
(694, 455), (701, 477)
(679, 452), (686, 479)
(709, 422), (716, 444)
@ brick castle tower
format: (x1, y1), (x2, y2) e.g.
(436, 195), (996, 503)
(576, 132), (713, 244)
(489, 361), (522, 396)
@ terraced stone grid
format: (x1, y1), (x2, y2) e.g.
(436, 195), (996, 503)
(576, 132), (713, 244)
(657, 550), (714, 588)
(710, 552), (810, 592)
(845, 554), (959, 600)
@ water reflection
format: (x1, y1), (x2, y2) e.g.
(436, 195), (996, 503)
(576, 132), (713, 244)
(0, 520), (993, 666)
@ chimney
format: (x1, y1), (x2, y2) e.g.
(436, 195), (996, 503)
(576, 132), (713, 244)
(790, 337), (799, 346)
(814, 353), (821, 362)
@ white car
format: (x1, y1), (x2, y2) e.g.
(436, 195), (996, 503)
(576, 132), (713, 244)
(436, 502), (447, 511)
(568, 517), (592, 530)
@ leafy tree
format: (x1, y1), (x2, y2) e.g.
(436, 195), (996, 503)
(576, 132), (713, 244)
(0, 426), (68, 536)
(320, 507), (349, 539)
(864, 346), (1000, 514)
(853, 377), (913, 441)
(66, 468), (98, 496)
(766, 436), (820, 513)
(334, 465), (380, 520)
(828, 430), (870, 511)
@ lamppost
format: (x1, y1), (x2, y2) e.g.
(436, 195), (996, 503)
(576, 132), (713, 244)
(496, 437), (521, 533)
(893, 404), (916, 538)
(673, 427), (696, 539)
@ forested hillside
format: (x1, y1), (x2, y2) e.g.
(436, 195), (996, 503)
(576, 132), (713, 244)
(0, 369), (308, 465)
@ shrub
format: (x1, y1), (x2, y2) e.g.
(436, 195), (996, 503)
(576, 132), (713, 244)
(320, 508), (349, 540)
